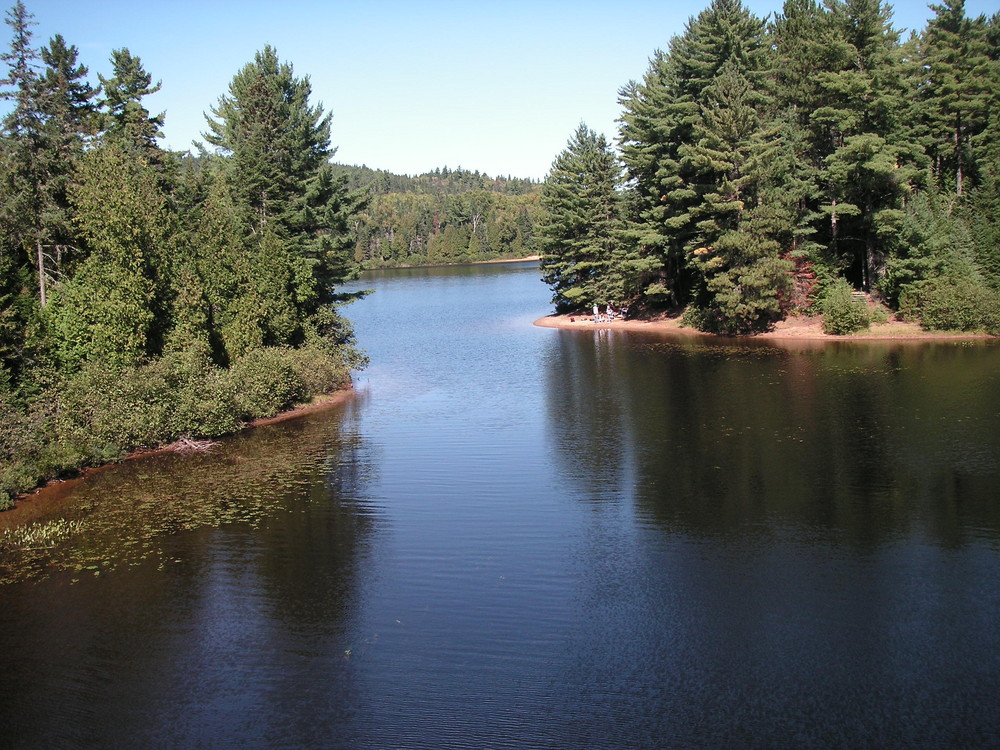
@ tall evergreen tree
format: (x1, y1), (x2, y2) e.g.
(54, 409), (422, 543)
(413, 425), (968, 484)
(813, 0), (913, 291)
(539, 123), (622, 310)
(36, 34), (99, 267)
(202, 46), (361, 353)
(681, 63), (793, 332)
(98, 47), (163, 154)
(619, 0), (769, 307)
(0, 0), (45, 299)
(915, 1), (994, 196)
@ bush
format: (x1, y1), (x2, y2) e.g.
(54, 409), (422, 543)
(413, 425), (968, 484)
(0, 396), (37, 509)
(286, 346), (351, 395)
(1, 343), (358, 506)
(159, 352), (240, 438)
(900, 278), (1000, 333)
(821, 280), (871, 335)
(227, 348), (306, 421)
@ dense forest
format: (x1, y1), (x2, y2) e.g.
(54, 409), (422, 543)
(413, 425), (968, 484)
(0, 2), (370, 507)
(331, 164), (540, 268)
(540, 0), (1000, 335)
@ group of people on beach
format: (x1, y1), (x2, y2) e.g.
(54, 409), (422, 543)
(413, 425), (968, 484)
(592, 303), (627, 323)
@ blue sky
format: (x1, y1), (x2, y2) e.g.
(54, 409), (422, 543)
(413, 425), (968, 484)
(18, 0), (999, 180)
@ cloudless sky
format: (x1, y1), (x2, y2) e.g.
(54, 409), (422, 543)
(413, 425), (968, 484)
(19, 0), (999, 180)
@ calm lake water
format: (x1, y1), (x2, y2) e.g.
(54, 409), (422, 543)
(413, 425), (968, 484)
(2, 261), (1000, 748)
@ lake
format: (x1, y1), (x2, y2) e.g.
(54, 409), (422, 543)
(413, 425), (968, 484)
(1, 260), (999, 748)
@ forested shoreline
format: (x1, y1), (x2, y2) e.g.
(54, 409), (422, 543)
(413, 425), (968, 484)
(539, 0), (1000, 336)
(333, 165), (540, 268)
(0, 2), (373, 508)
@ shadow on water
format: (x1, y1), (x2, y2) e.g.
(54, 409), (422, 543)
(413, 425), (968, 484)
(546, 328), (1000, 549)
(544, 329), (1000, 748)
(0, 397), (383, 748)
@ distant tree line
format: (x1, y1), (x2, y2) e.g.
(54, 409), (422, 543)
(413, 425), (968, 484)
(0, 2), (367, 506)
(332, 164), (541, 268)
(540, 0), (1000, 335)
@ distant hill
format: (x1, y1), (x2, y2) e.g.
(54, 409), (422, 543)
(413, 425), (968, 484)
(333, 165), (542, 268)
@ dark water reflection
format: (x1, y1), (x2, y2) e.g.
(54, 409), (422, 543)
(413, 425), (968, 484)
(549, 331), (1000, 548)
(0, 402), (381, 748)
(545, 329), (1000, 747)
(1, 262), (999, 748)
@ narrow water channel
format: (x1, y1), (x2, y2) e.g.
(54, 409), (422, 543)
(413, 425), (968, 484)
(2, 261), (999, 748)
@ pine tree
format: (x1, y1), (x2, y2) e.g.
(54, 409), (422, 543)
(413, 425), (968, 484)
(618, 47), (697, 306)
(98, 48), (164, 154)
(681, 63), (793, 333)
(202, 46), (362, 352)
(916, 1), (994, 196)
(539, 123), (622, 311)
(812, 0), (913, 291)
(618, 0), (768, 307)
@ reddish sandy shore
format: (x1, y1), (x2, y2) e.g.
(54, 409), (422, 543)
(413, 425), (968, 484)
(534, 312), (995, 343)
(1, 389), (355, 530)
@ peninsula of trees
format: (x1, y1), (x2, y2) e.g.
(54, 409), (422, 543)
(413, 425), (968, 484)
(540, 0), (1000, 335)
(0, 2), (367, 507)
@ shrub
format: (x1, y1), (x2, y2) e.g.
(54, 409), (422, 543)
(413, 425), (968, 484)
(900, 278), (1000, 333)
(158, 352), (240, 438)
(227, 348), (306, 421)
(821, 280), (871, 335)
(0, 396), (36, 509)
(286, 346), (351, 395)
(1, 343), (357, 506)
(869, 303), (890, 325)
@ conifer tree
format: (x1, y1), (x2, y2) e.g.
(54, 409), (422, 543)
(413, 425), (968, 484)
(915, 1), (994, 196)
(98, 48), (163, 154)
(202, 46), (361, 353)
(0, 1), (45, 298)
(539, 123), (622, 310)
(36, 34), (99, 264)
(681, 63), (792, 332)
(813, 0), (913, 290)
(46, 143), (169, 371)
(619, 0), (768, 307)
(618, 42), (704, 307)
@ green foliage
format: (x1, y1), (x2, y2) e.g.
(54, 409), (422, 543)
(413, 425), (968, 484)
(0, 22), (368, 505)
(45, 253), (155, 371)
(44, 143), (167, 372)
(549, 0), (998, 330)
(899, 277), (1000, 333)
(227, 347), (306, 420)
(913, 0), (995, 197)
(332, 164), (539, 197)
(539, 123), (622, 310)
(0, 392), (45, 508)
(1, 517), (82, 549)
(821, 279), (872, 334)
(351, 180), (540, 268)
(285, 345), (351, 395)
(98, 47), (163, 153)
(618, 0), (769, 306)
(0, 342), (357, 506)
(881, 191), (981, 306)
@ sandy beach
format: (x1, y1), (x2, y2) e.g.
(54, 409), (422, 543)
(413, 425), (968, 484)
(534, 312), (996, 342)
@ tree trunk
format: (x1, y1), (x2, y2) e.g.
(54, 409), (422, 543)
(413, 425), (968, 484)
(36, 241), (47, 307)
(955, 121), (963, 197)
